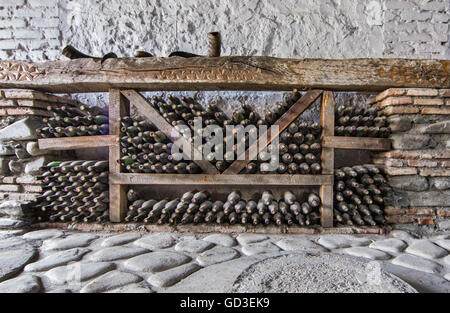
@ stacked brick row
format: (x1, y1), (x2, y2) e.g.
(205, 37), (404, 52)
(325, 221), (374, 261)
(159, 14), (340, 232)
(0, 89), (80, 220)
(368, 88), (450, 230)
(383, 0), (449, 58)
(0, 0), (60, 61)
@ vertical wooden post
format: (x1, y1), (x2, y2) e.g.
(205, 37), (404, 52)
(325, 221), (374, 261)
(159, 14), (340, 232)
(109, 89), (129, 222)
(320, 91), (335, 227)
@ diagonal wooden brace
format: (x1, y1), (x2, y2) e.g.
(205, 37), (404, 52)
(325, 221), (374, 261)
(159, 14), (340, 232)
(223, 89), (323, 174)
(120, 90), (219, 174)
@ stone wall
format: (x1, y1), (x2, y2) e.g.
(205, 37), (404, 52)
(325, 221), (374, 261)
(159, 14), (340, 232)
(369, 88), (450, 232)
(0, 0), (60, 61)
(0, 89), (77, 221)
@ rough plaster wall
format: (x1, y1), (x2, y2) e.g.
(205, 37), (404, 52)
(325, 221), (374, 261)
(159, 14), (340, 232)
(57, 0), (385, 58)
(0, 0), (448, 62)
(0, 0), (448, 108)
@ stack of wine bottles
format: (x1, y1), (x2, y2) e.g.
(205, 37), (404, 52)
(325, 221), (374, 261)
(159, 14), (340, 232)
(148, 94), (231, 172)
(147, 91), (302, 172)
(119, 90), (303, 173)
(333, 165), (390, 227)
(334, 105), (391, 138)
(125, 189), (322, 226)
(241, 121), (322, 174)
(119, 115), (201, 173)
(25, 160), (110, 223)
(229, 89), (301, 126)
(37, 104), (109, 138)
(263, 89), (302, 125)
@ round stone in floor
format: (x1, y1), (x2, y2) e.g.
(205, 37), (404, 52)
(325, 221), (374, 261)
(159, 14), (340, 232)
(232, 253), (417, 293)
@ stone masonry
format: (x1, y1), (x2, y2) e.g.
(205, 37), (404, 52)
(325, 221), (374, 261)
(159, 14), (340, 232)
(369, 88), (450, 231)
(0, 89), (80, 222)
(0, 229), (448, 292)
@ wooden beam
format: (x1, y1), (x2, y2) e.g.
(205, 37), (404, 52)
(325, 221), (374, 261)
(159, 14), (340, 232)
(320, 185), (334, 228)
(323, 136), (392, 151)
(109, 184), (128, 224)
(320, 91), (335, 228)
(120, 89), (219, 174)
(108, 89), (129, 222)
(224, 90), (323, 174)
(38, 135), (117, 150)
(321, 92), (335, 175)
(0, 57), (448, 92)
(109, 173), (334, 186)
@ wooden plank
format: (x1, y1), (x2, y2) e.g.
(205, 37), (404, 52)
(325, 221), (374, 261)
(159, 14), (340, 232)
(320, 185), (334, 228)
(109, 184), (128, 223)
(320, 91), (335, 228)
(121, 89), (219, 174)
(0, 57), (448, 93)
(2, 89), (84, 106)
(224, 90), (323, 174)
(321, 91), (335, 174)
(109, 173), (334, 186)
(1, 107), (52, 117)
(38, 135), (117, 150)
(323, 136), (392, 151)
(108, 89), (129, 222)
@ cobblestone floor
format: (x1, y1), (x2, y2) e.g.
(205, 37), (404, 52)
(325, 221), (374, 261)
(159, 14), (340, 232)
(0, 225), (449, 293)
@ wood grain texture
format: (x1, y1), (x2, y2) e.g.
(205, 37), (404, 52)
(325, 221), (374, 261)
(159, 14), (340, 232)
(224, 89), (323, 174)
(109, 184), (127, 223)
(108, 90), (129, 222)
(0, 57), (448, 92)
(109, 173), (333, 186)
(121, 90), (219, 174)
(323, 136), (392, 151)
(38, 135), (117, 150)
(321, 91), (335, 174)
(319, 91), (335, 228)
(320, 185), (333, 228)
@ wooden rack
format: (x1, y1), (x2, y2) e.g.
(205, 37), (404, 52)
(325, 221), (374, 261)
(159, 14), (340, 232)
(7, 56), (437, 229)
(103, 89), (391, 227)
(34, 88), (392, 228)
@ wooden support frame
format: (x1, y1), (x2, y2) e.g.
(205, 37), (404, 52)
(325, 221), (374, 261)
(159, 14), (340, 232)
(33, 83), (393, 228)
(320, 91), (335, 228)
(38, 135), (116, 150)
(109, 173), (333, 186)
(322, 136), (391, 151)
(109, 88), (335, 226)
(108, 89), (129, 222)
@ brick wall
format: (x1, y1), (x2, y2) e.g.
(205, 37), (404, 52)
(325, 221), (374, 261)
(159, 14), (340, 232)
(383, 0), (450, 57)
(0, 0), (61, 61)
(369, 88), (450, 231)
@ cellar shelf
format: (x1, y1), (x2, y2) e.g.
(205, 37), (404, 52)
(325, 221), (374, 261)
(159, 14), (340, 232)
(0, 57), (447, 93)
(109, 173), (334, 186)
(322, 136), (391, 151)
(38, 135), (117, 150)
